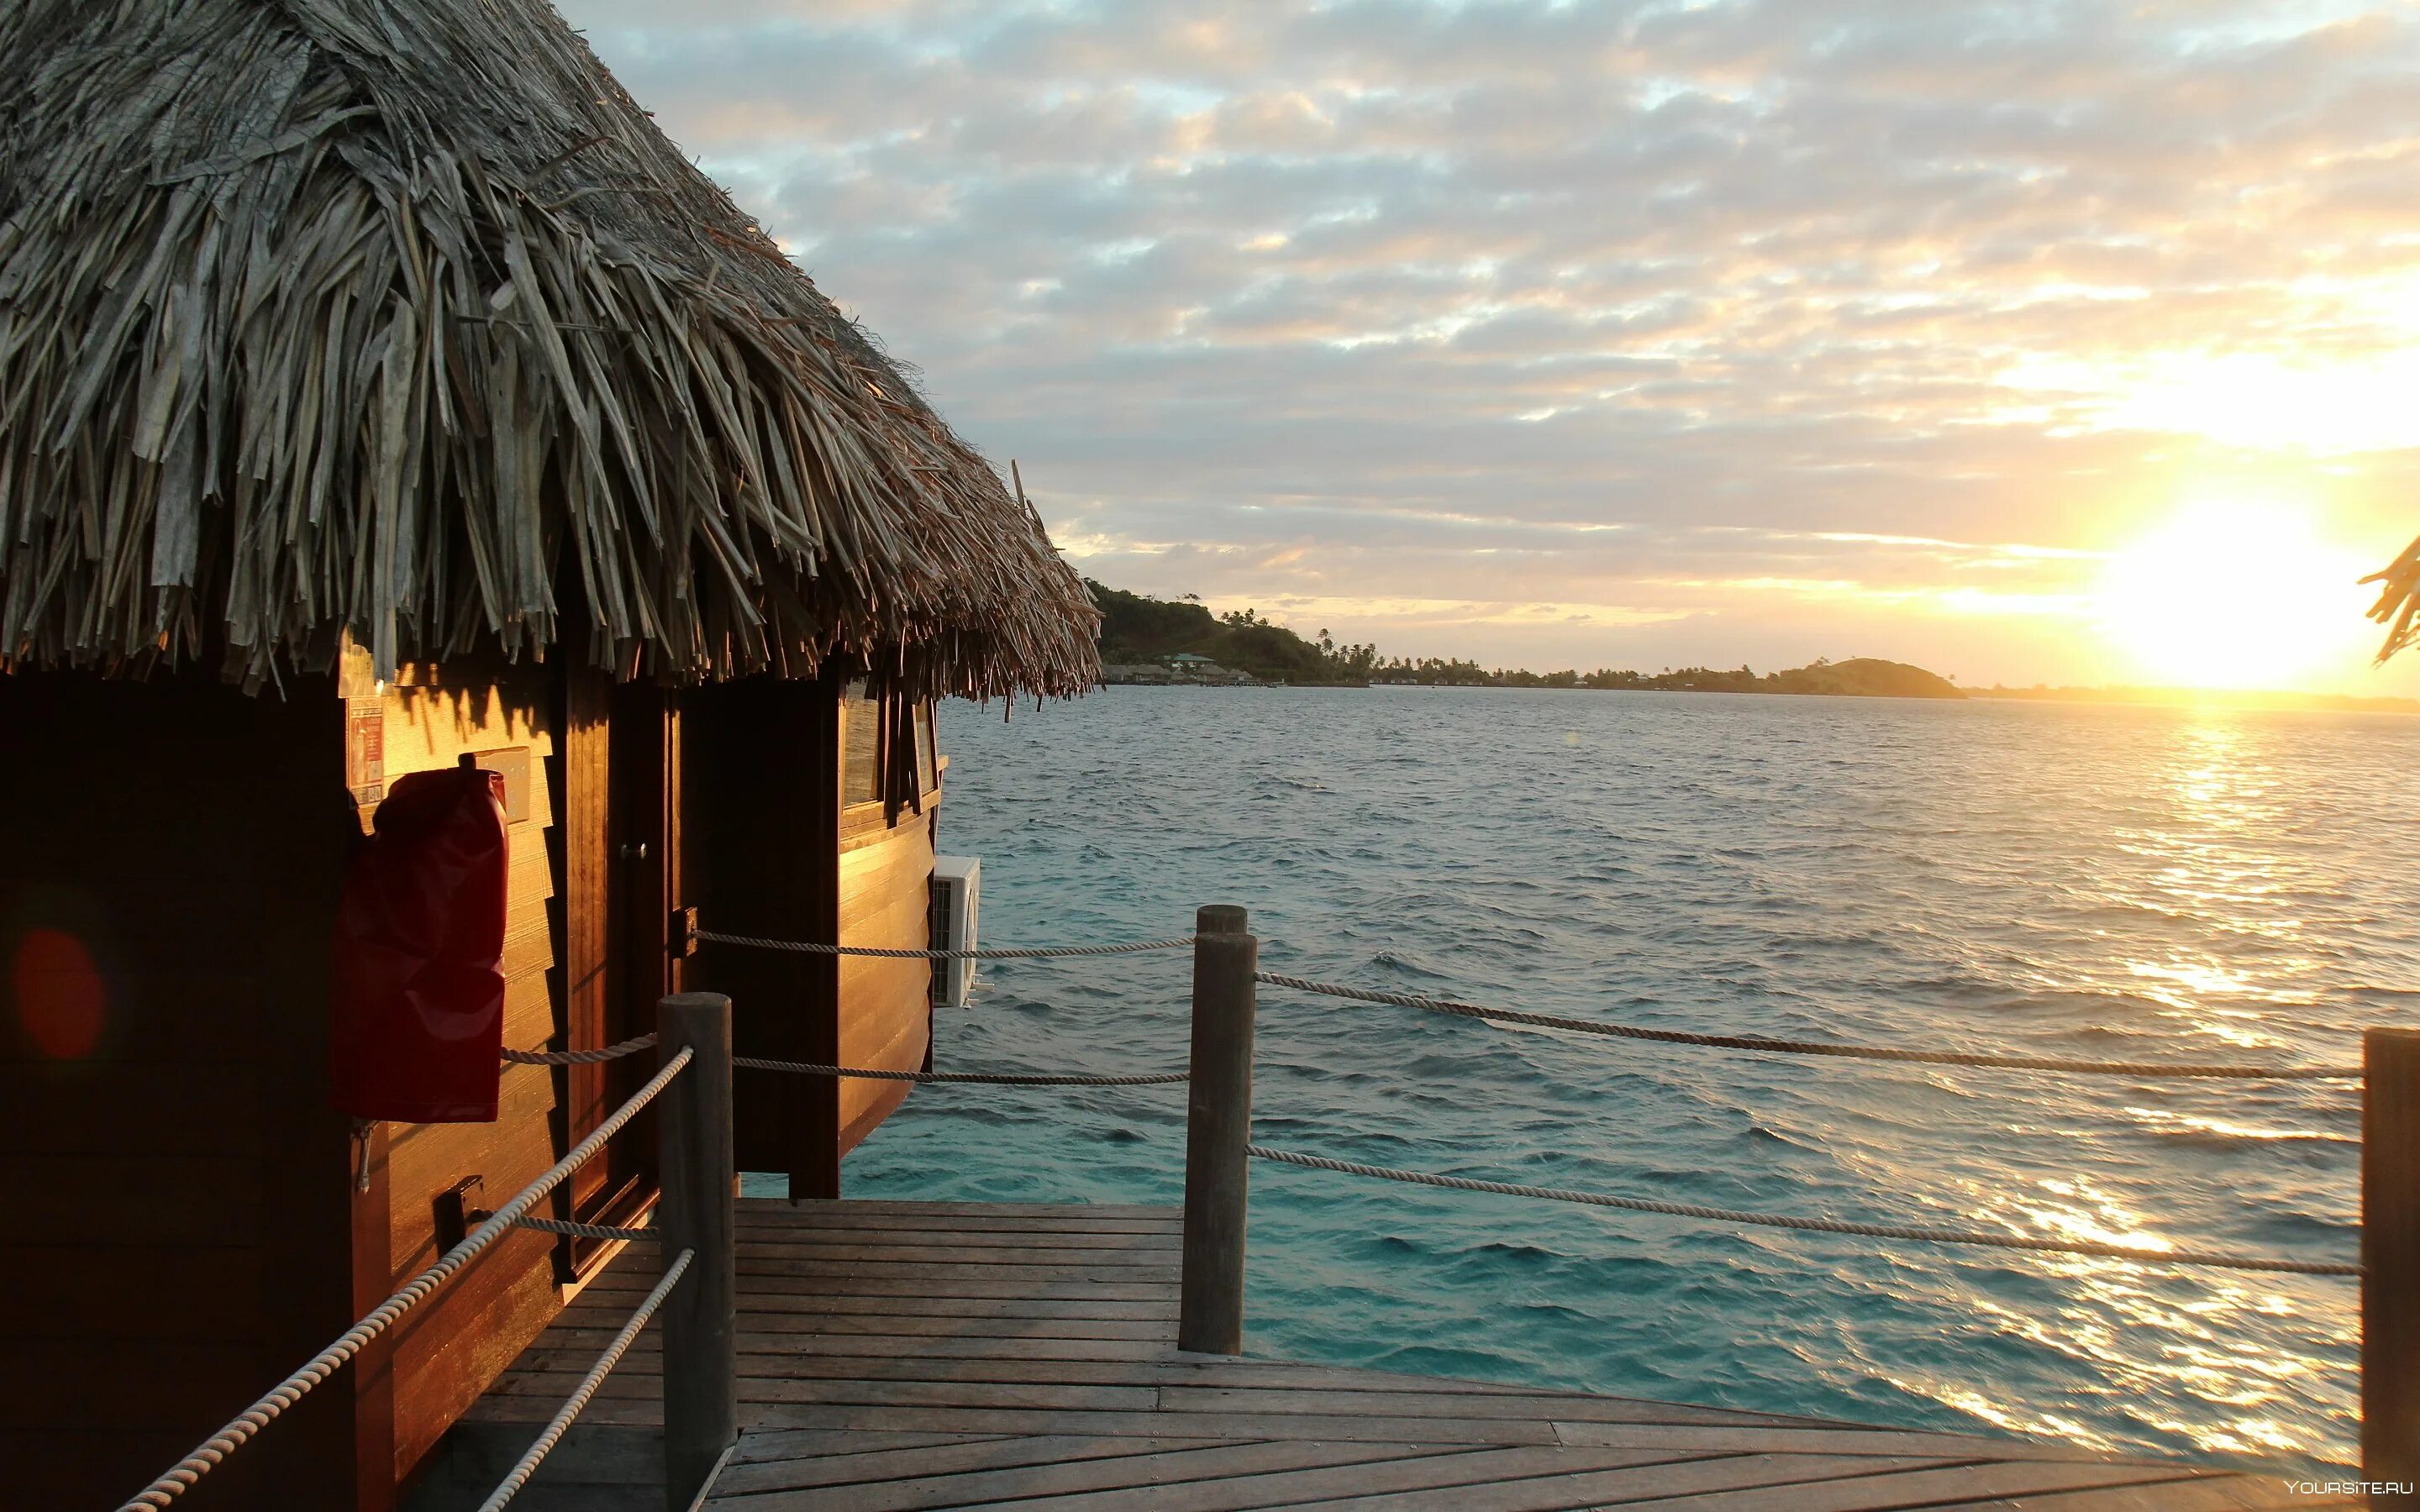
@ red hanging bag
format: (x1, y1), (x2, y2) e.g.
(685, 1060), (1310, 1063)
(330, 759), (510, 1123)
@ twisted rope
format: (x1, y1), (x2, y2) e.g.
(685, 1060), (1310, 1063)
(502, 1032), (660, 1066)
(1249, 1146), (2360, 1277)
(117, 1049), (694, 1511)
(476, 1248), (693, 1512)
(1255, 972), (2361, 1081)
(513, 1215), (657, 1243)
(695, 928), (1193, 959)
(734, 1055), (1187, 1086)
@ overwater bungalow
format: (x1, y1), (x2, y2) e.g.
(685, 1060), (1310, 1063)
(0, 0), (1095, 1504)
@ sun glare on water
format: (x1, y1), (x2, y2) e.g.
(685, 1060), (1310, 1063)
(2094, 502), (2375, 690)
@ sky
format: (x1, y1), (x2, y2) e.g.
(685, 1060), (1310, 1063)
(559, 0), (2420, 692)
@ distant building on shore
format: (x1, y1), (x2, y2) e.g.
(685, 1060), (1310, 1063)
(1100, 655), (1259, 686)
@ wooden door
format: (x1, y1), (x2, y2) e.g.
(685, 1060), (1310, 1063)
(683, 672), (843, 1198)
(550, 672), (677, 1275)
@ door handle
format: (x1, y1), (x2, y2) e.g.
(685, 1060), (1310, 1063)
(619, 841), (650, 862)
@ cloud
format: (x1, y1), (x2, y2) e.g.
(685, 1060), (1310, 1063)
(559, 0), (2420, 687)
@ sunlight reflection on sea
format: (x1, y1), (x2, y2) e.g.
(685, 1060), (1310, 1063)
(833, 689), (2415, 1472)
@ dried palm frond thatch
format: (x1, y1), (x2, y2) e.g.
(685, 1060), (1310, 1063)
(0, 0), (1097, 696)
(2365, 532), (2420, 663)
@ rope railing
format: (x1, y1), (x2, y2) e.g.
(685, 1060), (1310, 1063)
(475, 1247), (694, 1512)
(734, 1054), (1188, 1087)
(116, 1048), (694, 1511)
(1255, 970), (2363, 1081)
(693, 927), (1195, 960)
(513, 1214), (658, 1243)
(502, 1032), (660, 1066)
(1248, 1145), (2363, 1278)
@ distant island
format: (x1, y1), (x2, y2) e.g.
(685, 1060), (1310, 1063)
(1091, 581), (2419, 711)
(1089, 581), (1961, 697)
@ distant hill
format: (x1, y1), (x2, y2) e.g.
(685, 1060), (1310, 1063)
(1090, 581), (1376, 685)
(1089, 581), (1965, 698)
(1768, 658), (1963, 699)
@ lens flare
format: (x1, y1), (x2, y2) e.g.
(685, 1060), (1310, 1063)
(12, 927), (105, 1059)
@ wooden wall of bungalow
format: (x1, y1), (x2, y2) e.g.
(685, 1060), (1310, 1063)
(0, 653), (944, 1509)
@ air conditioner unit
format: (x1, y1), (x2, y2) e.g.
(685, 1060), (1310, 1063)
(929, 856), (980, 1007)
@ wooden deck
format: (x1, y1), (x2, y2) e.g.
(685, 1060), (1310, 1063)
(431, 1199), (2334, 1510)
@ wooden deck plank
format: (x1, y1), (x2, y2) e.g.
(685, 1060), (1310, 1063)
(723, 1258), (1184, 1283)
(851, 1445), (1712, 1512)
(486, 1370), (1170, 1415)
(754, 1199), (1175, 1220)
(571, 1288), (1180, 1325)
(717, 1431), (1245, 1494)
(711, 1422), (1249, 1499)
(539, 1329), (1180, 1362)
(508, 1346), (1828, 1412)
(698, 1273), (1181, 1301)
(1548, 1458), (2228, 1512)
(732, 1233), (1182, 1257)
(576, 1275), (1176, 1305)
(733, 1402), (1575, 1443)
(724, 1259), (1182, 1282)
(1928, 1477), (2340, 1512)
(1243, 1451), (1958, 1511)
(736, 1215), (1182, 1240)
(723, 1429), (1012, 1460)
(731, 1251), (1181, 1275)
(1549, 1420), (2124, 1463)
(731, 1231), (1182, 1253)
(450, 1197), (2269, 1510)
(747, 1198), (1179, 1216)
(740, 1378), (1167, 1411)
(737, 1206), (1177, 1230)
(710, 1313), (1174, 1340)
(714, 1437), (1452, 1508)
(723, 1246), (1180, 1269)
(1155, 1384), (1824, 1428)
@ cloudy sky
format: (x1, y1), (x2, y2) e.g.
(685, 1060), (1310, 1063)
(561, 0), (2420, 691)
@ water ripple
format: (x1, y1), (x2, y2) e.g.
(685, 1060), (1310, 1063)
(835, 687), (2411, 1473)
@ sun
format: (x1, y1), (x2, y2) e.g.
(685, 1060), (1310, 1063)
(2093, 501), (2375, 690)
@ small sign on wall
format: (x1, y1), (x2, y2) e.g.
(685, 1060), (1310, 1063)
(346, 706), (387, 809)
(339, 636), (386, 815)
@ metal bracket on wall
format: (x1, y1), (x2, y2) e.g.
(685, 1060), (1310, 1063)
(433, 1174), (490, 1252)
(671, 905), (699, 957)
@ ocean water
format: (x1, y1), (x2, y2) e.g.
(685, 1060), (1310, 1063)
(835, 686), (2420, 1472)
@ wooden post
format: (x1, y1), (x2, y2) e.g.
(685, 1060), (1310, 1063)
(659, 993), (737, 1509)
(1180, 905), (1258, 1354)
(2368, 1030), (2420, 1495)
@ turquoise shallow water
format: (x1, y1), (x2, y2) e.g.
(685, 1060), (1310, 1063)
(830, 686), (2418, 1471)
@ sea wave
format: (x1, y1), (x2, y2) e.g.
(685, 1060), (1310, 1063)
(842, 687), (2409, 1473)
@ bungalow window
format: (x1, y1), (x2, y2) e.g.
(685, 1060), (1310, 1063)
(915, 702), (938, 792)
(843, 680), (881, 806)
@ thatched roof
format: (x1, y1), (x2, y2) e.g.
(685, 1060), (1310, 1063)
(0, 0), (1098, 696)
(2366, 531), (2420, 663)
